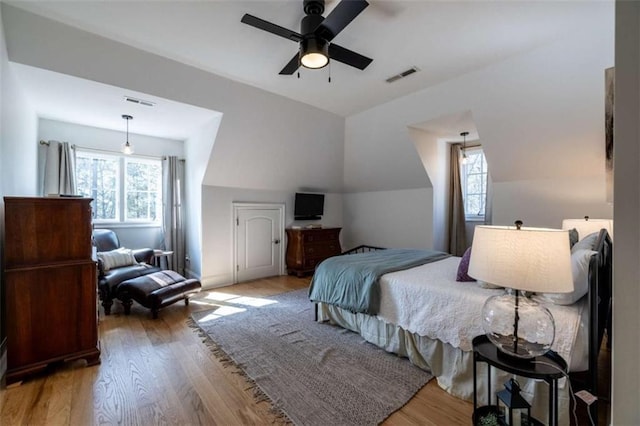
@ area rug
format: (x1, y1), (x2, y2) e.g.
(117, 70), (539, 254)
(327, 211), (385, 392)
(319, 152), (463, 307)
(190, 289), (433, 426)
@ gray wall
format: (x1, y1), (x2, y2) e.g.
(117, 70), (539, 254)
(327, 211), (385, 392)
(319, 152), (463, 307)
(612, 1), (640, 422)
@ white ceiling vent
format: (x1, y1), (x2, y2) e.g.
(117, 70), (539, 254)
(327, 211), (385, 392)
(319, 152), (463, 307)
(385, 66), (420, 83)
(124, 96), (155, 107)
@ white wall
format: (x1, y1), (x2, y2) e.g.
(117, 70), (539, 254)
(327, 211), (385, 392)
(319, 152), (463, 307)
(492, 177), (613, 228)
(1, 62), (37, 197)
(409, 128), (449, 251)
(38, 118), (184, 158)
(183, 116), (220, 279)
(0, 7), (38, 380)
(612, 1), (640, 423)
(201, 186), (343, 288)
(344, 13), (614, 247)
(342, 189), (433, 251)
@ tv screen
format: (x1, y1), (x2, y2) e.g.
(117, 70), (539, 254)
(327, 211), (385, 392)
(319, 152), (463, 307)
(294, 193), (324, 220)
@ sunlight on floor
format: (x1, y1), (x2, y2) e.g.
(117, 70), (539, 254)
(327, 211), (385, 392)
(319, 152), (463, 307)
(203, 292), (278, 307)
(191, 291), (278, 321)
(196, 305), (247, 322)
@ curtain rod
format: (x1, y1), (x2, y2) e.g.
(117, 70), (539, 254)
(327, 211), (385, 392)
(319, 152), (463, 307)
(40, 140), (184, 161)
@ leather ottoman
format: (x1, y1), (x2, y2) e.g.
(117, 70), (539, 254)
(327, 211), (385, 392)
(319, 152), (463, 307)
(117, 270), (202, 319)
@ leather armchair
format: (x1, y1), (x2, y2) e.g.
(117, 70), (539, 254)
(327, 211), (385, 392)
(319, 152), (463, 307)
(93, 229), (161, 315)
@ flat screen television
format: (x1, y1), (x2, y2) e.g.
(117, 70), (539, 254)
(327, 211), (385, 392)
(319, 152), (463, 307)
(294, 192), (324, 220)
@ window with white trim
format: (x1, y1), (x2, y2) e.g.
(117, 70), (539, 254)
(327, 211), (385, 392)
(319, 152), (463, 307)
(76, 150), (162, 224)
(461, 147), (488, 220)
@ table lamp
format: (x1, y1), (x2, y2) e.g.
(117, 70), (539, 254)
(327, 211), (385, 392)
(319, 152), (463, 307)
(562, 216), (613, 240)
(468, 221), (574, 360)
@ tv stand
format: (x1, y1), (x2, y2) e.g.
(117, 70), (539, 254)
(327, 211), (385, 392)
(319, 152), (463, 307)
(285, 227), (341, 277)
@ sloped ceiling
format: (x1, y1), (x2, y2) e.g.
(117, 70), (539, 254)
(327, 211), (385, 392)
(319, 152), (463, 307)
(3, 0), (608, 117)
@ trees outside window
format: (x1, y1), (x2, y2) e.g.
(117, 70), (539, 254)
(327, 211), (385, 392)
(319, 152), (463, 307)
(461, 147), (488, 220)
(76, 151), (162, 224)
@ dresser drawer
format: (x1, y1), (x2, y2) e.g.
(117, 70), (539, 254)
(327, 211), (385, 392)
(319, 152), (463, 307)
(285, 227), (342, 277)
(303, 230), (339, 243)
(304, 242), (340, 259)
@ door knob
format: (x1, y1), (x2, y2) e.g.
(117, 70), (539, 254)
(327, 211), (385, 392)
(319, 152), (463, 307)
(273, 239), (281, 244)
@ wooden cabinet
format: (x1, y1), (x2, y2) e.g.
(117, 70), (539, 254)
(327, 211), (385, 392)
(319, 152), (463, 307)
(285, 227), (342, 277)
(4, 196), (100, 384)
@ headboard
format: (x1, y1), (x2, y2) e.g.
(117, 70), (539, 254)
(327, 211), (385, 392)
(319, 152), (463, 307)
(571, 228), (612, 422)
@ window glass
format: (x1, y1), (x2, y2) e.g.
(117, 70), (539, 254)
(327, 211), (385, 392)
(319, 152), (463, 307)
(76, 150), (162, 224)
(462, 147), (488, 220)
(125, 158), (162, 222)
(76, 152), (120, 221)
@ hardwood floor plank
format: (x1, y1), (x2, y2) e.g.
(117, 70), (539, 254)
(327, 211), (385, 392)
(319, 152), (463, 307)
(1, 274), (608, 426)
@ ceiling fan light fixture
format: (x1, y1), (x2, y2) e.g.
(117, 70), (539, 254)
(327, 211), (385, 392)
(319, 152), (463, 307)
(300, 37), (329, 69)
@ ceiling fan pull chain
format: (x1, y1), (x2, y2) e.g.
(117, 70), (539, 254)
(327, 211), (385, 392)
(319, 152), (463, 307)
(328, 60), (332, 83)
(297, 71), (300, 79)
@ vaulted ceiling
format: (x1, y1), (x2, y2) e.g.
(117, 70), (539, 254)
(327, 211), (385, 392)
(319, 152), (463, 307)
(4, 0), (609, 131)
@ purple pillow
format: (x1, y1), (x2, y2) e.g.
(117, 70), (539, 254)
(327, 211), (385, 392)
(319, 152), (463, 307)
(456, 247), (476, 282)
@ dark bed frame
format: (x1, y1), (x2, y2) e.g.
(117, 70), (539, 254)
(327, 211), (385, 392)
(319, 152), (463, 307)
(336, 230), (613, 422)
(571, 228), (612, 423)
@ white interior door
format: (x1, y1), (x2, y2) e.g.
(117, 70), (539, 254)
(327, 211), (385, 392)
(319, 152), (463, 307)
(235, 204), (284, 283)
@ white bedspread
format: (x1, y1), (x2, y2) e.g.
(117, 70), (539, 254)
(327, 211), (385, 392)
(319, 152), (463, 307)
(377, 256), (587, 368)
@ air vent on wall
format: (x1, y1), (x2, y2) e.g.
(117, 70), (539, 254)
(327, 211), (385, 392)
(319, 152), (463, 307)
(124, 96), (155, 107)
(385, 66), (420, 83)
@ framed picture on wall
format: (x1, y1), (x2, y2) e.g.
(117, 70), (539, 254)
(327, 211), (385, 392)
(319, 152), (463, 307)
(605, 66), (614, 203)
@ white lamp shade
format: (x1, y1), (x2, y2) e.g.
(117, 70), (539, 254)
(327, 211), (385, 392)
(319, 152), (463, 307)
(468, 225), (574, 293)
(562, 218), (613, 240)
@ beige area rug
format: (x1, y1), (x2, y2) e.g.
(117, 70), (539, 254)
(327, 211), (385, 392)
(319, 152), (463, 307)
(190, 289), (433, 426)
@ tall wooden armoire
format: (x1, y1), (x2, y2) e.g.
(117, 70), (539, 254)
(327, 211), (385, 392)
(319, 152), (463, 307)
(3, 196), (100, 384)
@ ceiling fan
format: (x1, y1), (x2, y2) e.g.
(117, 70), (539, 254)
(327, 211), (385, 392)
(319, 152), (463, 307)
(241, 0), (373, 75)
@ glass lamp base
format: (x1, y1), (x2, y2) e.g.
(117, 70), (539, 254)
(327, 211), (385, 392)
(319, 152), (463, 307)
(482, 291), (555, 359)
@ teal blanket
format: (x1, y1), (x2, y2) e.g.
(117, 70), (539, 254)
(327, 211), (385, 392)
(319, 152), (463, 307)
(308, 249), (450, 315)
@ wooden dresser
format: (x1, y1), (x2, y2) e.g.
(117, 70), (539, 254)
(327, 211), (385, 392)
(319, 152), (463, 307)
(4, 196), (100, 384)
(285, 227), (341, 277)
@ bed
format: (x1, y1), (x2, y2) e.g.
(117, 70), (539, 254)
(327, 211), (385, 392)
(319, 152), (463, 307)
(309, 229), (612, 424)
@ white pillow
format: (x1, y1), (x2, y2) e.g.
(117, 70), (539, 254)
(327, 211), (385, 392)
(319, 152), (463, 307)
(571, 232), (599, 253)
(538, 249), (596, 305)
(97, 248), (138, 271)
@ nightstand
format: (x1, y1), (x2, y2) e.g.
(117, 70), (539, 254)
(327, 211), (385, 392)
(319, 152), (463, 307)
(472, 335), (567, 426)
(153, 249), (174, 270)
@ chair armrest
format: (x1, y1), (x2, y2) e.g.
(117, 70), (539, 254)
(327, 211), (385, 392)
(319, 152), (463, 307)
(96, 258), (106, 277)
(133, 248), (155, 264)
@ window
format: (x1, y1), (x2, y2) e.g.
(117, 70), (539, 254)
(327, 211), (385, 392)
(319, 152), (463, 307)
(76, 150), (162, 224)
(461, 147), (488, 220)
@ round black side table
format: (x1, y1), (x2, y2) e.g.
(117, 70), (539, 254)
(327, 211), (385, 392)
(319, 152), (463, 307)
(472, 335), (568, 426)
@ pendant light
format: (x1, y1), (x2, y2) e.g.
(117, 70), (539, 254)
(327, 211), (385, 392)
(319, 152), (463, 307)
(121, 114), (134, 155)
(460, 131), (469, 165)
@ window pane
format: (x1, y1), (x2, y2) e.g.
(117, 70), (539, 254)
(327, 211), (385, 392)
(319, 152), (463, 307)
(76, 154), (119, 221)
(125, 158), (162, 222)
(461, 148), (488, 219)
(467, 174), (483, 194)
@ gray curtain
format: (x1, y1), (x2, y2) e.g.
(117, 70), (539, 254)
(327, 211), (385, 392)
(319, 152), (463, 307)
(38, 140), (77, 196)
(448, 143), (467, 256)
(162, 156), (186, 275)
(484, 173), (493, 225)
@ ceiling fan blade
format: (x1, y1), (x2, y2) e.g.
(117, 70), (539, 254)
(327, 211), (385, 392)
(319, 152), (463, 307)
(241, 14), (302, 42)
(315, 0), (369, 41)
(328, 43), (372, 70)
(279, 53), (300, 75)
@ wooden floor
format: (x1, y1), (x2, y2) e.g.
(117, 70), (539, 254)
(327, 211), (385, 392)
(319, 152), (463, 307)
(0, 275), (608, 425)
